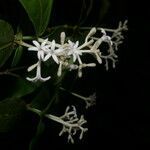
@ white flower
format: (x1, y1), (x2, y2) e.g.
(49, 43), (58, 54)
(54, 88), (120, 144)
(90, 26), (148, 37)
(26, 61), (51, 82)
(28, 38), (50, 61)
(43, 40), (62, 64)
(67, 40), (82, 63)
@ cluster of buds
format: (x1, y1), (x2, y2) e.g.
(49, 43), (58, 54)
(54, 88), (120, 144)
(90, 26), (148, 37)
(25, 20), (127, 82)
(27, 105), (88, 143)
(58, 106), (88, 143)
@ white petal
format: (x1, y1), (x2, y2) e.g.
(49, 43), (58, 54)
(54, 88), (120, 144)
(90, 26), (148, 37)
(41, 38), (48, 47)
(33, 40), (40, 48)
(51, 40), (55, 51)
(74, 41), (79, 48)
(68, 40), (73, 47)
(26, 77), (37, 82)
(57, 63), (62, 77)
(73, 54), (77, 62)
(55, 48), (64, 54)
(40, 76), (51, 82)
(28, 47), (38, 51)
(52, 54), (59, 64)
(101, 28), (106, 35)
(38, 51), (44, 60)
(27, 62), (38, 72)
(44, 53), (52, 61)
(77, 55), (82, 64)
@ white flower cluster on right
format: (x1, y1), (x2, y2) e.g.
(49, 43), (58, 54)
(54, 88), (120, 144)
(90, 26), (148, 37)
(26, 20), (128, 82)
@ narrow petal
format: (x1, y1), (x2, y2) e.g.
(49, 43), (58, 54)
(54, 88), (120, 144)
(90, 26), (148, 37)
(28, 47), (38, 51)
(40, 76), (51, 82)
(41, 38), (48, 47)
(52, 54), (59, 64)
(33, 40), (40, 48)
(51, 40), (55, 51)
(74, 41), (79, 48)
(27, 62), (38, 72)
(37, 51), (44, 60)
(57, 62), (62, 76)
(26, 77), (37, 82)
(55, 48), (64, 54)
(44, 53), (52, 61)
(73, 54), (77, 62)
(68, 40), (73, 47)
(101, 28), (106, 35)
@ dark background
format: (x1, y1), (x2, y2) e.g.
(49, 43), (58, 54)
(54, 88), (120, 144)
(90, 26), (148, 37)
(0, 0), (150, 150)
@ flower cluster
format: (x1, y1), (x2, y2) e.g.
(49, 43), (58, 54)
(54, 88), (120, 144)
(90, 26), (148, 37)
(24, 21), (127, 143)
(27, 105), (88, 144)
(58, 106), (88, 143)
(26, 21), (127, 82)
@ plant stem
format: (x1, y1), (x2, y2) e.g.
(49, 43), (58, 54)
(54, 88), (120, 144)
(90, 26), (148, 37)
(22, 36), (35, 40)
(15, 40), (33, 48)
(27, 106), (78, 128)
(0, 66), (26, 78)
(59, 87), (87, 101)
(80, 27), (117, 32)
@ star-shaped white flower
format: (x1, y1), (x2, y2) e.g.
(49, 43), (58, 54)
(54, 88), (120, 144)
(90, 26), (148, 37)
(43, 40), (62, 64)
(28, 38), (50, 61)
(67, 40), (82, 63)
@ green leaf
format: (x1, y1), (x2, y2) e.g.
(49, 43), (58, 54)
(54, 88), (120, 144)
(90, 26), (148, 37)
(0, 98), (26, 132)
(0, 20), (14, 67)
(10, 78), (38, 98)
(31, 86), (51, 110)
(11, 46), (23, 67)
(19, 0), (54, 36)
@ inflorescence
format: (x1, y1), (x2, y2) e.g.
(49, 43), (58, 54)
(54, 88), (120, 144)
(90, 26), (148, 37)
(21, 20), (127, 143)
(23, 20), (128, 82)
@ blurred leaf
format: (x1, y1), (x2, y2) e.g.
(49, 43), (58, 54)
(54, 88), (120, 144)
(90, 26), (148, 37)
(0, 20), (14, 67)
(11, 46), (23, 67)
(0, 98), (26, 132)
(10, 78), (38, 98)
(19, 0), (54, 36)
(29, 119), (45, 150)
(31, 86), (51, 110)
